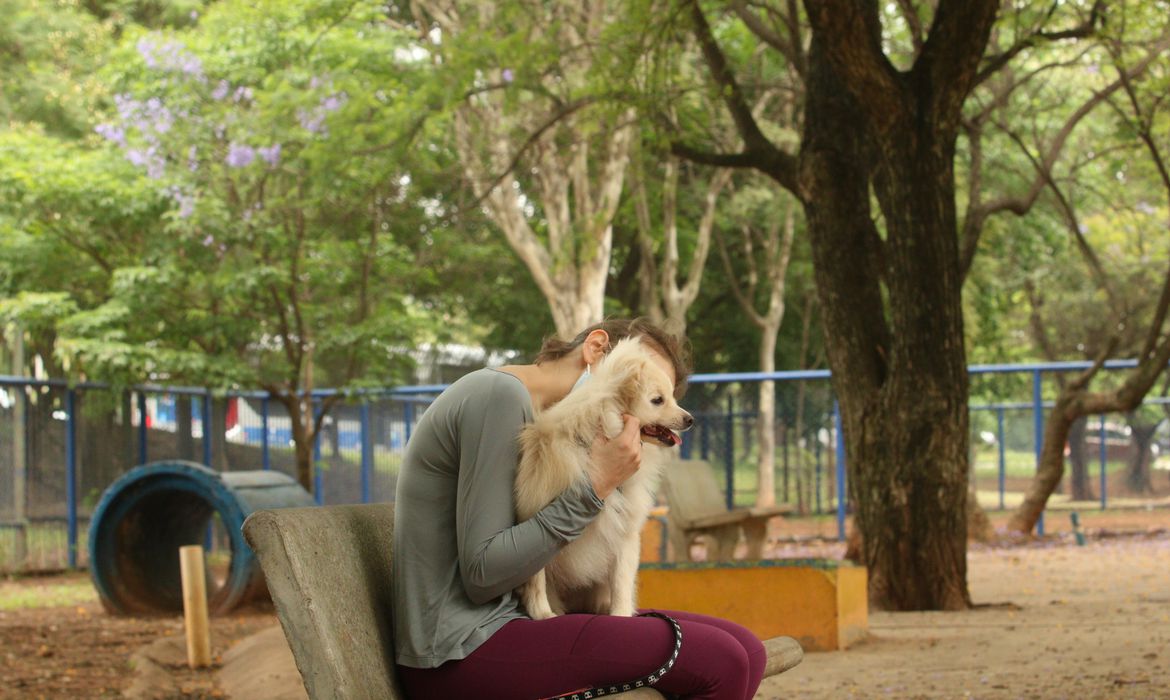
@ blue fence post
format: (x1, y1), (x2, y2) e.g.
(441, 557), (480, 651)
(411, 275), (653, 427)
(834, 400), (846, 542)
(65, 388), (78, 569)
(360, 401), (372, 504)
(136, 391), (148, 466)
(814, 433), (822, 516)
(261, 397), (271, 471)
(1032, 370), (1045, 536)
(201, 392), (212, 467)
(404, 401), (415, 444)
(997, 407), (1006, 511)
(313, 399), (323, 505)
(1099, 414), (1108, 510)
(724, 395), (735, 510)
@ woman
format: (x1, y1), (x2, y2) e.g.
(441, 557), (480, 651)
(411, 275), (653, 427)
(392, 318), (765, 699)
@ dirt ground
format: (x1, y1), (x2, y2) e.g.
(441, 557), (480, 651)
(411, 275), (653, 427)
(1, 510), (1167, 700)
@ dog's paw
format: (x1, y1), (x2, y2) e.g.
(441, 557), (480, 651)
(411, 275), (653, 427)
(527, 604), (558, 621)
(608, 605), (636, 617)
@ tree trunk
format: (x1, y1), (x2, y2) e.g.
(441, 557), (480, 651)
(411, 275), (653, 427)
(211, 397), (230, 471)
(799, 38), (971, 611)
(1067, 416), (1093, 501)
(176, 397), (195, 461)
(756, 358), (777, 508)
(1125, 419), (1158, 494)
(284, 397), (316, 493)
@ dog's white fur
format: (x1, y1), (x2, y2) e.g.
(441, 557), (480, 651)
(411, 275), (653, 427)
(514, 337), (692, 619)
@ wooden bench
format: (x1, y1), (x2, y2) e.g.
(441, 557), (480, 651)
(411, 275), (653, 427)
(243, 503), (802, 700)
(662, 460), (792, 561)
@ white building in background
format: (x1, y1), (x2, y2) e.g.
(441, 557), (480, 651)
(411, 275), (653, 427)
(407, 343), (520, 386)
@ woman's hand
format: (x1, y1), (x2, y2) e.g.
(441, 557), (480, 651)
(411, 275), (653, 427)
(589, 414), (642, 499)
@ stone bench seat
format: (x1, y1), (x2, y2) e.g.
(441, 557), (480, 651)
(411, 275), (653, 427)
(243, 503), (802, 700)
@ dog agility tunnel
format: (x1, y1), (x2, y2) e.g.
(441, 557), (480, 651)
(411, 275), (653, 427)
(88, 460), (316, 615)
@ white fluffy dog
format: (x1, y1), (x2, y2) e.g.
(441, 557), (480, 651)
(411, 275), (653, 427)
(514, 336), (693, 619)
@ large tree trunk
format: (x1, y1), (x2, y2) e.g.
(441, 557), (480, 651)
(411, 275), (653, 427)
(1067, 416), (1093, 501)
(1125, 418), (1158, 494)
(800, 37), (972, 611)
(756, 335), (778, 508)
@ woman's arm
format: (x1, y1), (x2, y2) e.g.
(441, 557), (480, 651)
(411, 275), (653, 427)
(454, 379), (604, 605)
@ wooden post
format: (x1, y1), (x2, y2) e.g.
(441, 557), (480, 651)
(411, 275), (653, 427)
(179, 545), (212, 668)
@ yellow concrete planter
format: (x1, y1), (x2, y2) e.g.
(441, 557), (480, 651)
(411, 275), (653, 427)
(637, 559), (868, 652)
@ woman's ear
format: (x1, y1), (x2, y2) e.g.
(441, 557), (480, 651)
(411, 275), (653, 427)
(581, 329), (611, 365)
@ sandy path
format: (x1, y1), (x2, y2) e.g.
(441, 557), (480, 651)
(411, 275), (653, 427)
(759, 533), (1170, 699)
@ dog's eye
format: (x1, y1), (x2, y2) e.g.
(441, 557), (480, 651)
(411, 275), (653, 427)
(651, 396), (665, 405)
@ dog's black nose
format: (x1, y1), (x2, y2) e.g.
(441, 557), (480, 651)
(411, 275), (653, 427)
(682, 413), (694, 430)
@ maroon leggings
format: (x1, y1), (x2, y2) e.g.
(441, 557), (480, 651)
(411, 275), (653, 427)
(397, 609), (765, 700)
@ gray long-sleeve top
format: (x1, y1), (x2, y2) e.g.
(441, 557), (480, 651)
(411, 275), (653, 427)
(392, 368), (605, 668)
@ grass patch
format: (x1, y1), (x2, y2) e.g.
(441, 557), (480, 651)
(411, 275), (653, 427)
(0, 574), (97, 610)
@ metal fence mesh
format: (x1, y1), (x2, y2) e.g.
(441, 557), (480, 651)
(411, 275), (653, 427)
(3, 365), (1169, 573)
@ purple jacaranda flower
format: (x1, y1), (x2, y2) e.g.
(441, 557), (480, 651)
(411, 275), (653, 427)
(502, 68), (514, 83)
(203, 234), (215, 246)
(320, 93), (346, 112)
(187, 145), (198, 172)
(258, 144), (281, 167)
(1086, 64), (1100, 75)
(114, 94), (140, 120)
(1136, 201), (1157, 215)
(126, 149), (148, 167)
(137, 36), (204, 80)
(233, 86), (254, 103)
(211, 80), (230, 101)
(225, 142), (255, 168)
(94, 123), (126, 147)
(297, 108), (326, 134)
(137, 38), (159, 68)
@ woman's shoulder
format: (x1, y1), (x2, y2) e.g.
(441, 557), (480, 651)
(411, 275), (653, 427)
(444, 368), (529, 403)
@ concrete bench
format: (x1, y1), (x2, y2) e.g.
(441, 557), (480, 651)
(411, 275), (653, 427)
(662, 460), (792, 561)
(243, 503), (802, 700)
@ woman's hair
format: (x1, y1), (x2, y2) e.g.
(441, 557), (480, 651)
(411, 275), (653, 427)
(534, 317), (692, 399)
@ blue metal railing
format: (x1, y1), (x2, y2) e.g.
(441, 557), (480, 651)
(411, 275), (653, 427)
(3, 358), (1168, 570)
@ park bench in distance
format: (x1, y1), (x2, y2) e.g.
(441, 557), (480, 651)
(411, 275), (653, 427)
(243, 503), (802, 700)
(662, 460), (793, 561)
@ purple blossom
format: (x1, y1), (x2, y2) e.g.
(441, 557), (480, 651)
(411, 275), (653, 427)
(297, 108), (326, 134)
(502, 68), (514, 83)
(187, 145), (198, 172)
(320, 93), (346, 112)
(225, 142), (255, 168)
(175, 193), (196, 218)
(211, 80), (230, 101)
(258, 144), (282, 167)
(233, 86), (254, 103)
(94, 123), (126, 147)
(126, 148), (148, 167)
(203, 234), (215, 246)
(136, 36), (205, 81)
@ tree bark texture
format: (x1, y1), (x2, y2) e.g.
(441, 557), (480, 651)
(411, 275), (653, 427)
(1067, 417), (1092, 501)
(791, 0), (999, 608)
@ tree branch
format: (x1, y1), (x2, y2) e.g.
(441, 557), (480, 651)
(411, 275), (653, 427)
(913, 0), (999, 131)
(803, 0), (907, 131)
(974, 1), (1104, 87)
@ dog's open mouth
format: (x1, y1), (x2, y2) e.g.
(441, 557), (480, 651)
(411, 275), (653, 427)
(641, 424), (682, 447)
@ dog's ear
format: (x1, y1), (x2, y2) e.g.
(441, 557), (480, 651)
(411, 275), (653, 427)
(614, 355), (650, 412)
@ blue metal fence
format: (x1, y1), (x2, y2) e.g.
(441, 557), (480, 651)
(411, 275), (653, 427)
(2, 359), (1170, 572)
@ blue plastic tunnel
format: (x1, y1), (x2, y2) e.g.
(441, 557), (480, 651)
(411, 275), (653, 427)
(88, 460), (316, 615)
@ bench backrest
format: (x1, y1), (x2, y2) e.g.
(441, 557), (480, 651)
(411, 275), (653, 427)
(662, 460), (728, 523)
(242, 503), (405, 700)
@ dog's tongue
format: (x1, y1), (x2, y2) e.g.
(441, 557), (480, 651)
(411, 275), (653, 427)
(641, 424), (682, 447)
